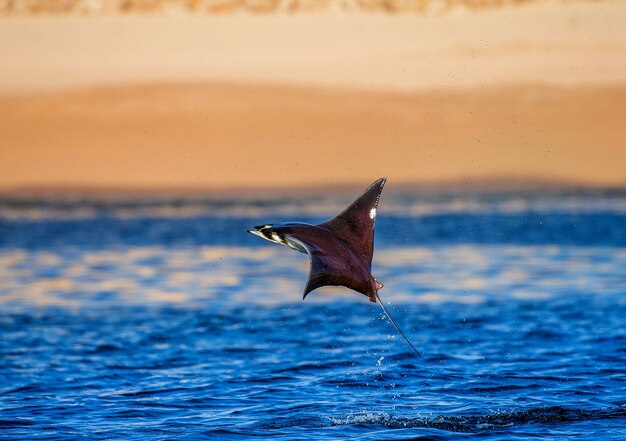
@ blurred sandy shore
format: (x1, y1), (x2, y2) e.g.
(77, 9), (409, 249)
(0, 0), (615, 15)
(1, 2), (625, 189)
(2, 3), (625, 93)
(2, 83), (625, 189)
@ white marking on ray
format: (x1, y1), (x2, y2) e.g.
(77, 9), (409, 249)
(369, 208), (377, 219)
(248, 230), (265, 239)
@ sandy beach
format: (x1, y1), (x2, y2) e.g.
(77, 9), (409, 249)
(2, 82), (625, 189)
(1, 1), (625, 189)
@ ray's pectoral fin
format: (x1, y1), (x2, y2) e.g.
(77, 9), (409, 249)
(302, 250), (347, 300)
(301, 249), (371, 300)
(318, 177), (386, 271)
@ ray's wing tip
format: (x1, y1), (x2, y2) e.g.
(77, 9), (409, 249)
(371, 177), (387, 194)
(374, 177), (387, 187)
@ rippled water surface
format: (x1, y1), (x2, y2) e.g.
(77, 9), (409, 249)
(1, 187), (625, 440)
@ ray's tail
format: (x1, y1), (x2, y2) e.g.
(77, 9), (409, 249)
(374, 292), (422, 357)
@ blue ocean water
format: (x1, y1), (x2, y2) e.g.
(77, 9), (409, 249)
(1, 187), (625, 440)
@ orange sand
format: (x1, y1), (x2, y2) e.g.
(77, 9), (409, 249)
(1, 83), (625, 189)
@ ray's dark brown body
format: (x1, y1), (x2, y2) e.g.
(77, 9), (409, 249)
(267, 222), (379, 302)
(247, 177), (421, 356)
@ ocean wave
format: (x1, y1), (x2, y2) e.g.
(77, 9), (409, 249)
(329, 405), (626, 432)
